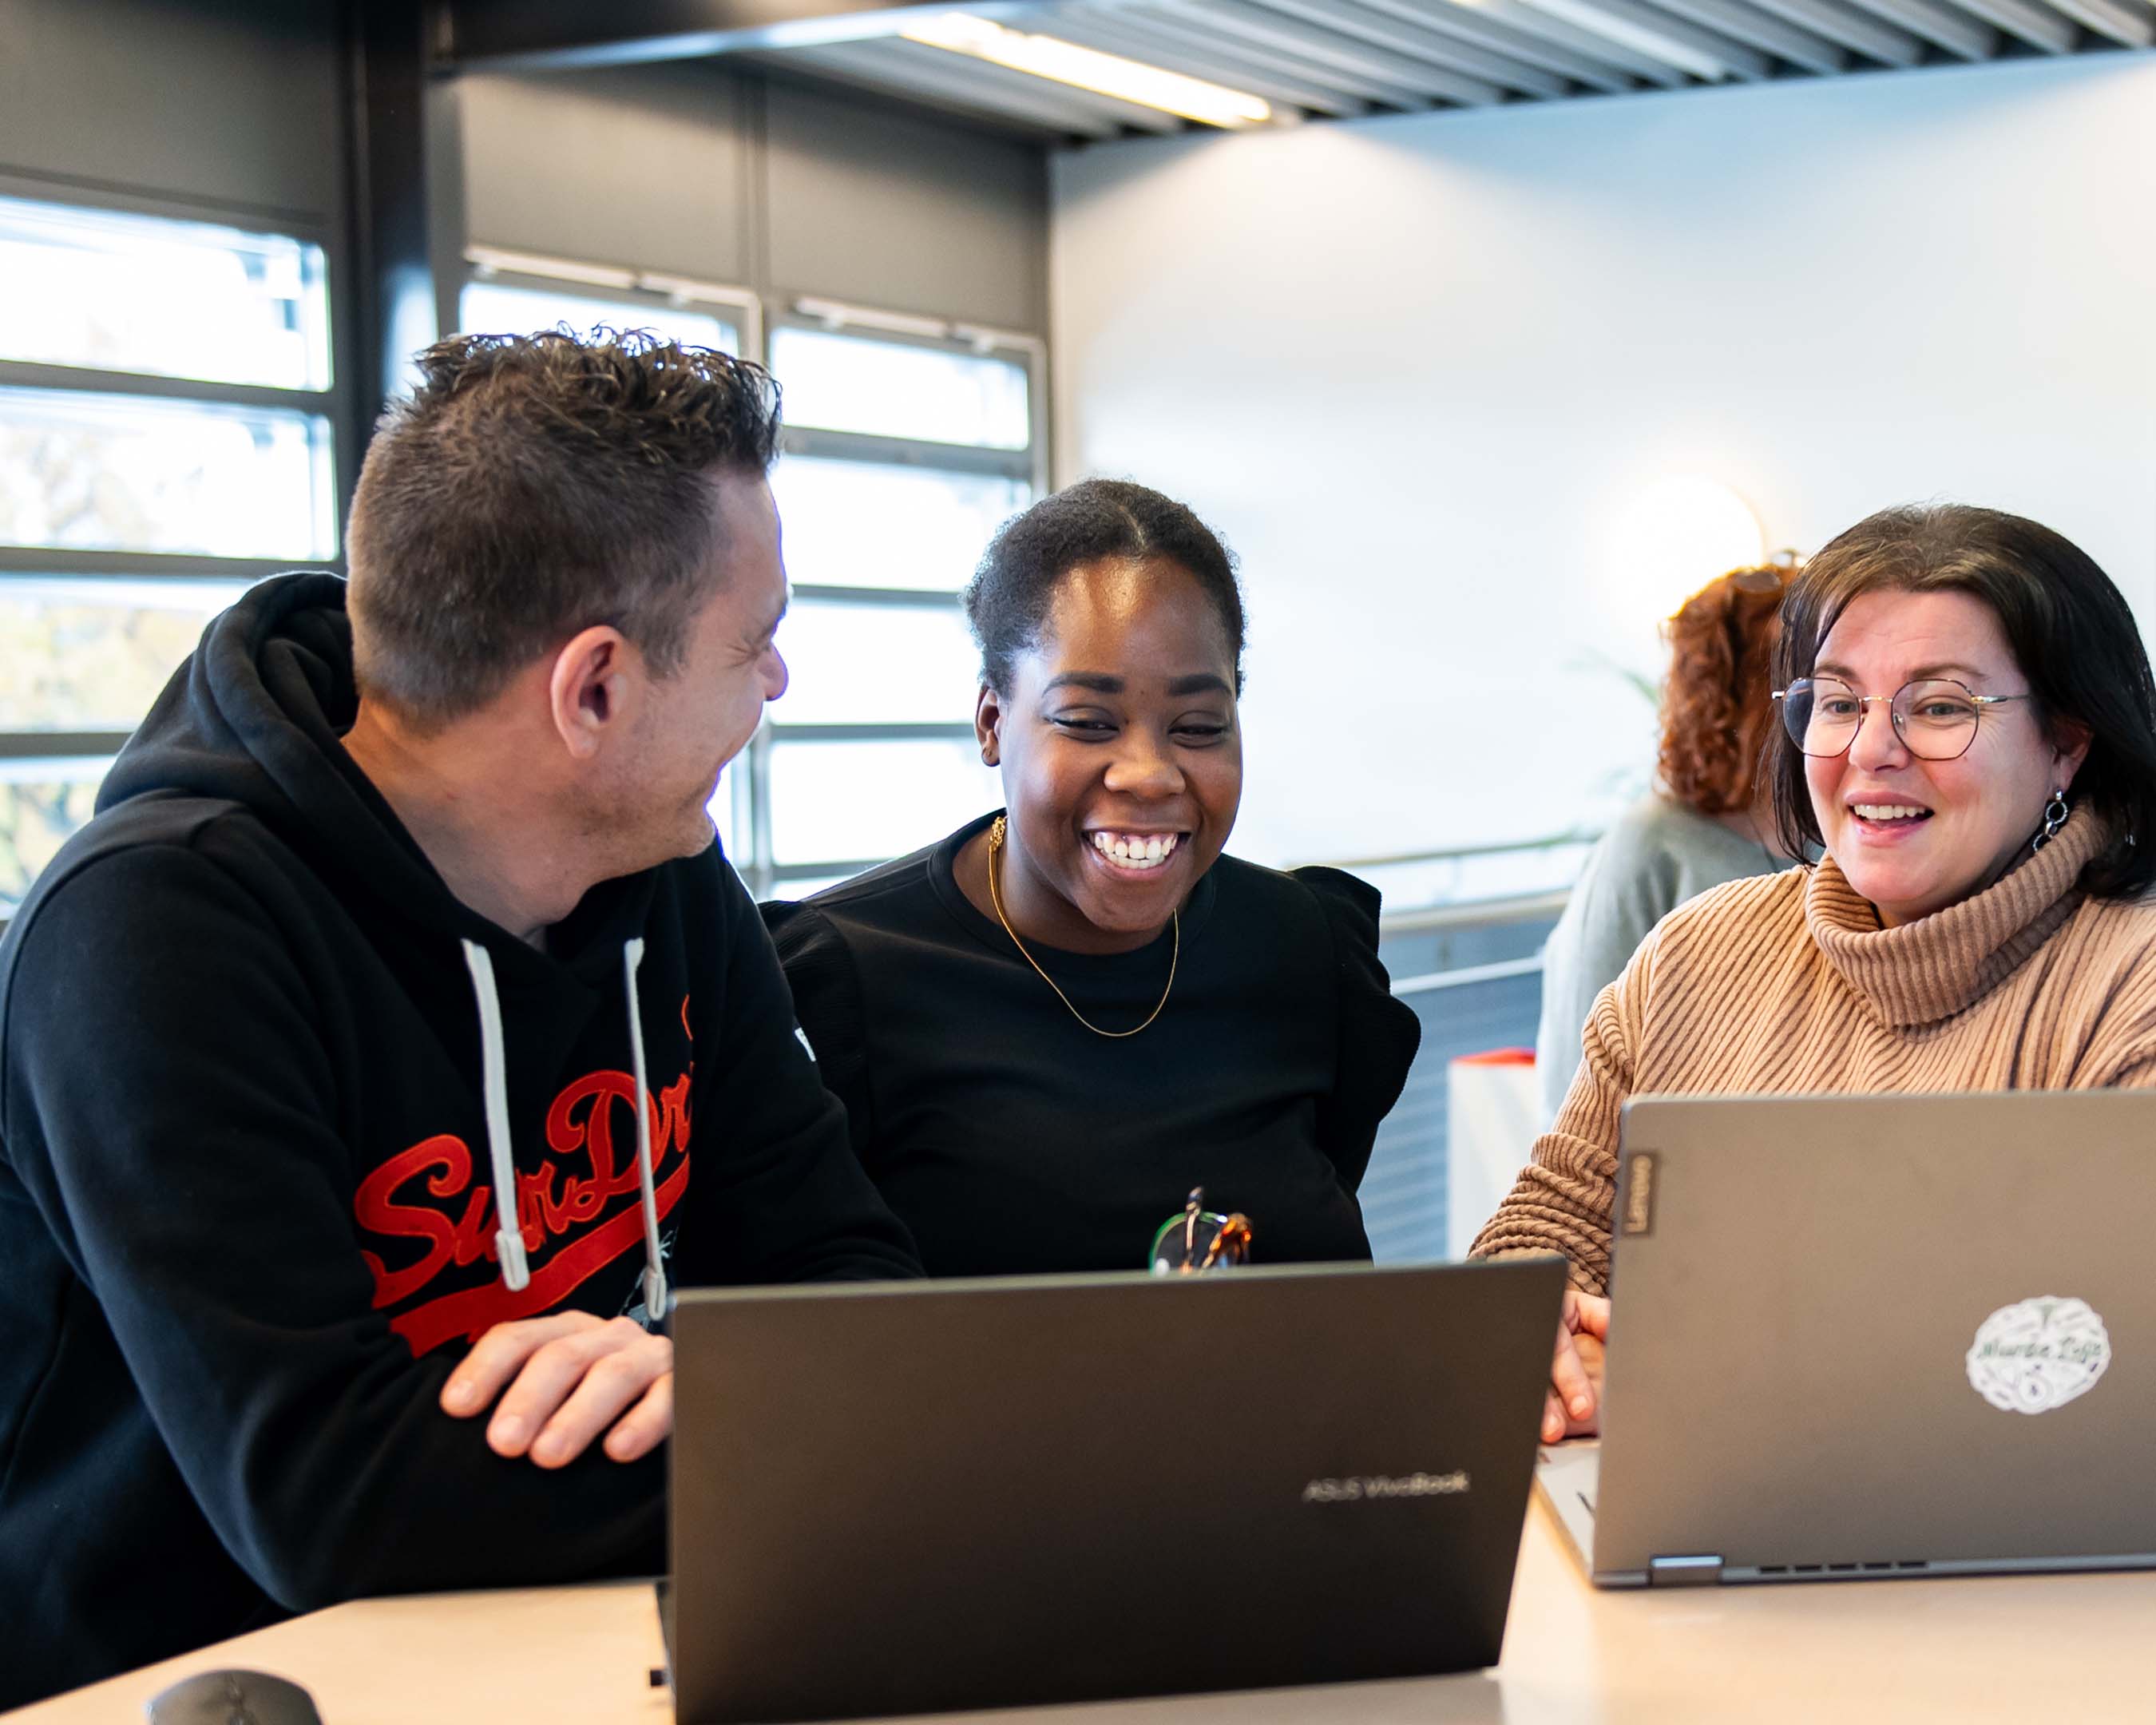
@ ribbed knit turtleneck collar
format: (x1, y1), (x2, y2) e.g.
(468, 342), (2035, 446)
(1805, 808), (2107, 1029)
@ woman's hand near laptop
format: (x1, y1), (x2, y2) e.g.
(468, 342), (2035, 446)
(439, 1313), (674, 1466)
(1544, 1289), (1609, 1442)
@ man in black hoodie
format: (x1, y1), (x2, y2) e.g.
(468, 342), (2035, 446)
(0, 331), (921, 1706)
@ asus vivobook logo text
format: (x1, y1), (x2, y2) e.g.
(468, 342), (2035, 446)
(1302, 1472), (1469, 1504)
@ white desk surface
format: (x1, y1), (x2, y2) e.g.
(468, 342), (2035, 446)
(14, 1488), (2155, 1725)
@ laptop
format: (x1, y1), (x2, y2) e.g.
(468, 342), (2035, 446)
(668, 1258), (1563, 1723)
(1540, 1091), (2156, 1588)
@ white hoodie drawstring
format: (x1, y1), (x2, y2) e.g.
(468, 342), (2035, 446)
(622, 938), (669, 1322)
(460, 939), (529, 1292)
(459, 936), (668, 1319)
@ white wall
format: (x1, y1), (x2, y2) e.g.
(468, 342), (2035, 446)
(1050, 55), (2156, 870)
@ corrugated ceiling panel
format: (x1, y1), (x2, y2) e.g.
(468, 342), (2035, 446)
(1240, 0), (1579, 94)
(1744, 0), (1928, 61)
(1940, 0), (2079, 50)
(1849, 0), (1999, 50)
(1156, 0), (1508, 103)
(1335, 0), (1646, 89)
(758, 0), (2153, 141)
(1116, 3), (1464, 104)
(1649, 0), (1850, 69)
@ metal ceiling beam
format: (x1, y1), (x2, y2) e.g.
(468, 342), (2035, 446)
(1233, 0), (1575, 94)
(1938, 0), (2078, 47)
(1035, 11), (1377, 115)
(2040, 0), (2154, 46)
(1117, 4), (1441, 105)
(1835, 0), (1997, 54)
(1647, 0), (1850, 68)
(878, 36), (1194, 128)
(1348, 0), (1643, 91)
(787, 41), (1123, 133)
(1514, 0), (1772, 77)
(1149, 0), (1504, 103)
(1739, 0), (1926, 58)
(1433, 0), (1691, 86)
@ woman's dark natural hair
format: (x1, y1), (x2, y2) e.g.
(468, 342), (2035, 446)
(964, 478), (1246, 695)
(347, 328), (781, 728)
(1658, 563), (1792, 816)
(1769, 503), (2156, 898)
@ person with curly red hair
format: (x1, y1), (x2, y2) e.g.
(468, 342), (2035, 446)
(1533, 562), (1797, 1122)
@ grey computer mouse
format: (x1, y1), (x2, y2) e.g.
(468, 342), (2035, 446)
(145, 1668), (323, 1725)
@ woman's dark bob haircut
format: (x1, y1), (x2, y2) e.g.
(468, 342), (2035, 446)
(964, 478), (1246, 696)
(1769, 502), (2156, 899)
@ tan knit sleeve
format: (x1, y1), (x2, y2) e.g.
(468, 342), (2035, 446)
(1467, 930), (1651, 1295)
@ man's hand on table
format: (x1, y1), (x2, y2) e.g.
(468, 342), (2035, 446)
(441, 1313), (673, 1467)
(1543, 1289), (1609, 1443)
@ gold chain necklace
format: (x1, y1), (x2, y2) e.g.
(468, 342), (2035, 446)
(985, 814), (1178, 1039)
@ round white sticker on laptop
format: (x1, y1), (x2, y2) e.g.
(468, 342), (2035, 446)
(1965, 1296), (2111, 1414)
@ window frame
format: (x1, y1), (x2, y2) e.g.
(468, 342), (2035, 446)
(0, 180), (353, 919)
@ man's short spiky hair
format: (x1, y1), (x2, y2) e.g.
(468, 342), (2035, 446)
(346, 329), (782, 728)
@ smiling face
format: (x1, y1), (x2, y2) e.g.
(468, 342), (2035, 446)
(978, 556), (1242, 954)
(620, 470), (790, 862)
(1804, 588), (2088, 926)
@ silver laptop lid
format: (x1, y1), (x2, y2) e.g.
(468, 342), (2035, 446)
(670, 1259), (1562, 1723)
(1593, 1091), (2156, 1586)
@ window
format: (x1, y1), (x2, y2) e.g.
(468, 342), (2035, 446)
(769, 326), (1030, 450)
(0, 577), (247, 733)
(0, 195), (331, 390)
(0, 389), (337, 561)
(769, 458), (1028, 593)
(0, 193), (344, 918)
(750, 314), (1044, 898)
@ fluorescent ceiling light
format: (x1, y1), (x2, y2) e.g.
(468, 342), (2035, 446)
(900, 14), (1274, 127)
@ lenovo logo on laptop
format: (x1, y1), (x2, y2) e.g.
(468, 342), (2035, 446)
(1302, 1472), (1470, 1505)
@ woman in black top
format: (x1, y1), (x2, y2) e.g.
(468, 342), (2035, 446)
(763, 479), (1421, 1275)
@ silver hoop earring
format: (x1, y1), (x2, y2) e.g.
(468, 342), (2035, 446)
(2032, 788), (2069, 854)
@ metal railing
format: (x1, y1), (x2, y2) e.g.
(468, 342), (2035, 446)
(1298, 829), (1596, 942)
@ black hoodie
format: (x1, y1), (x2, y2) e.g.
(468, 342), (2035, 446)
(0, 573), (921, 1707)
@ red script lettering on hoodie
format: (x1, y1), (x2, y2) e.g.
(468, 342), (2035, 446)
(355, 1062), (692, 1354)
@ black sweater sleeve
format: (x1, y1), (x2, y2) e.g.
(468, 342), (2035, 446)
(679, 871), (916, 1282)
(759, 900), (877, 1168)
(1293, 866), (1423, 1192)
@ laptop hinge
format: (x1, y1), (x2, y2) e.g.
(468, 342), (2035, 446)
(1648, 1554), (1723, 1587)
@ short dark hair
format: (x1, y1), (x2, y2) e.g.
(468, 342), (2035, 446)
(347, 329), (781, 727)
(1659, 563), (1792, 817)
(964, 478), (1246, 696)
(1769, 503), (2156, 898)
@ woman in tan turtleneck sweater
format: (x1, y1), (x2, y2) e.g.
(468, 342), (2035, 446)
(1475, 503), (2156, 1442)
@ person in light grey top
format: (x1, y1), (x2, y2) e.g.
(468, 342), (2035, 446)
(1536, 563), (1797, 1123)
